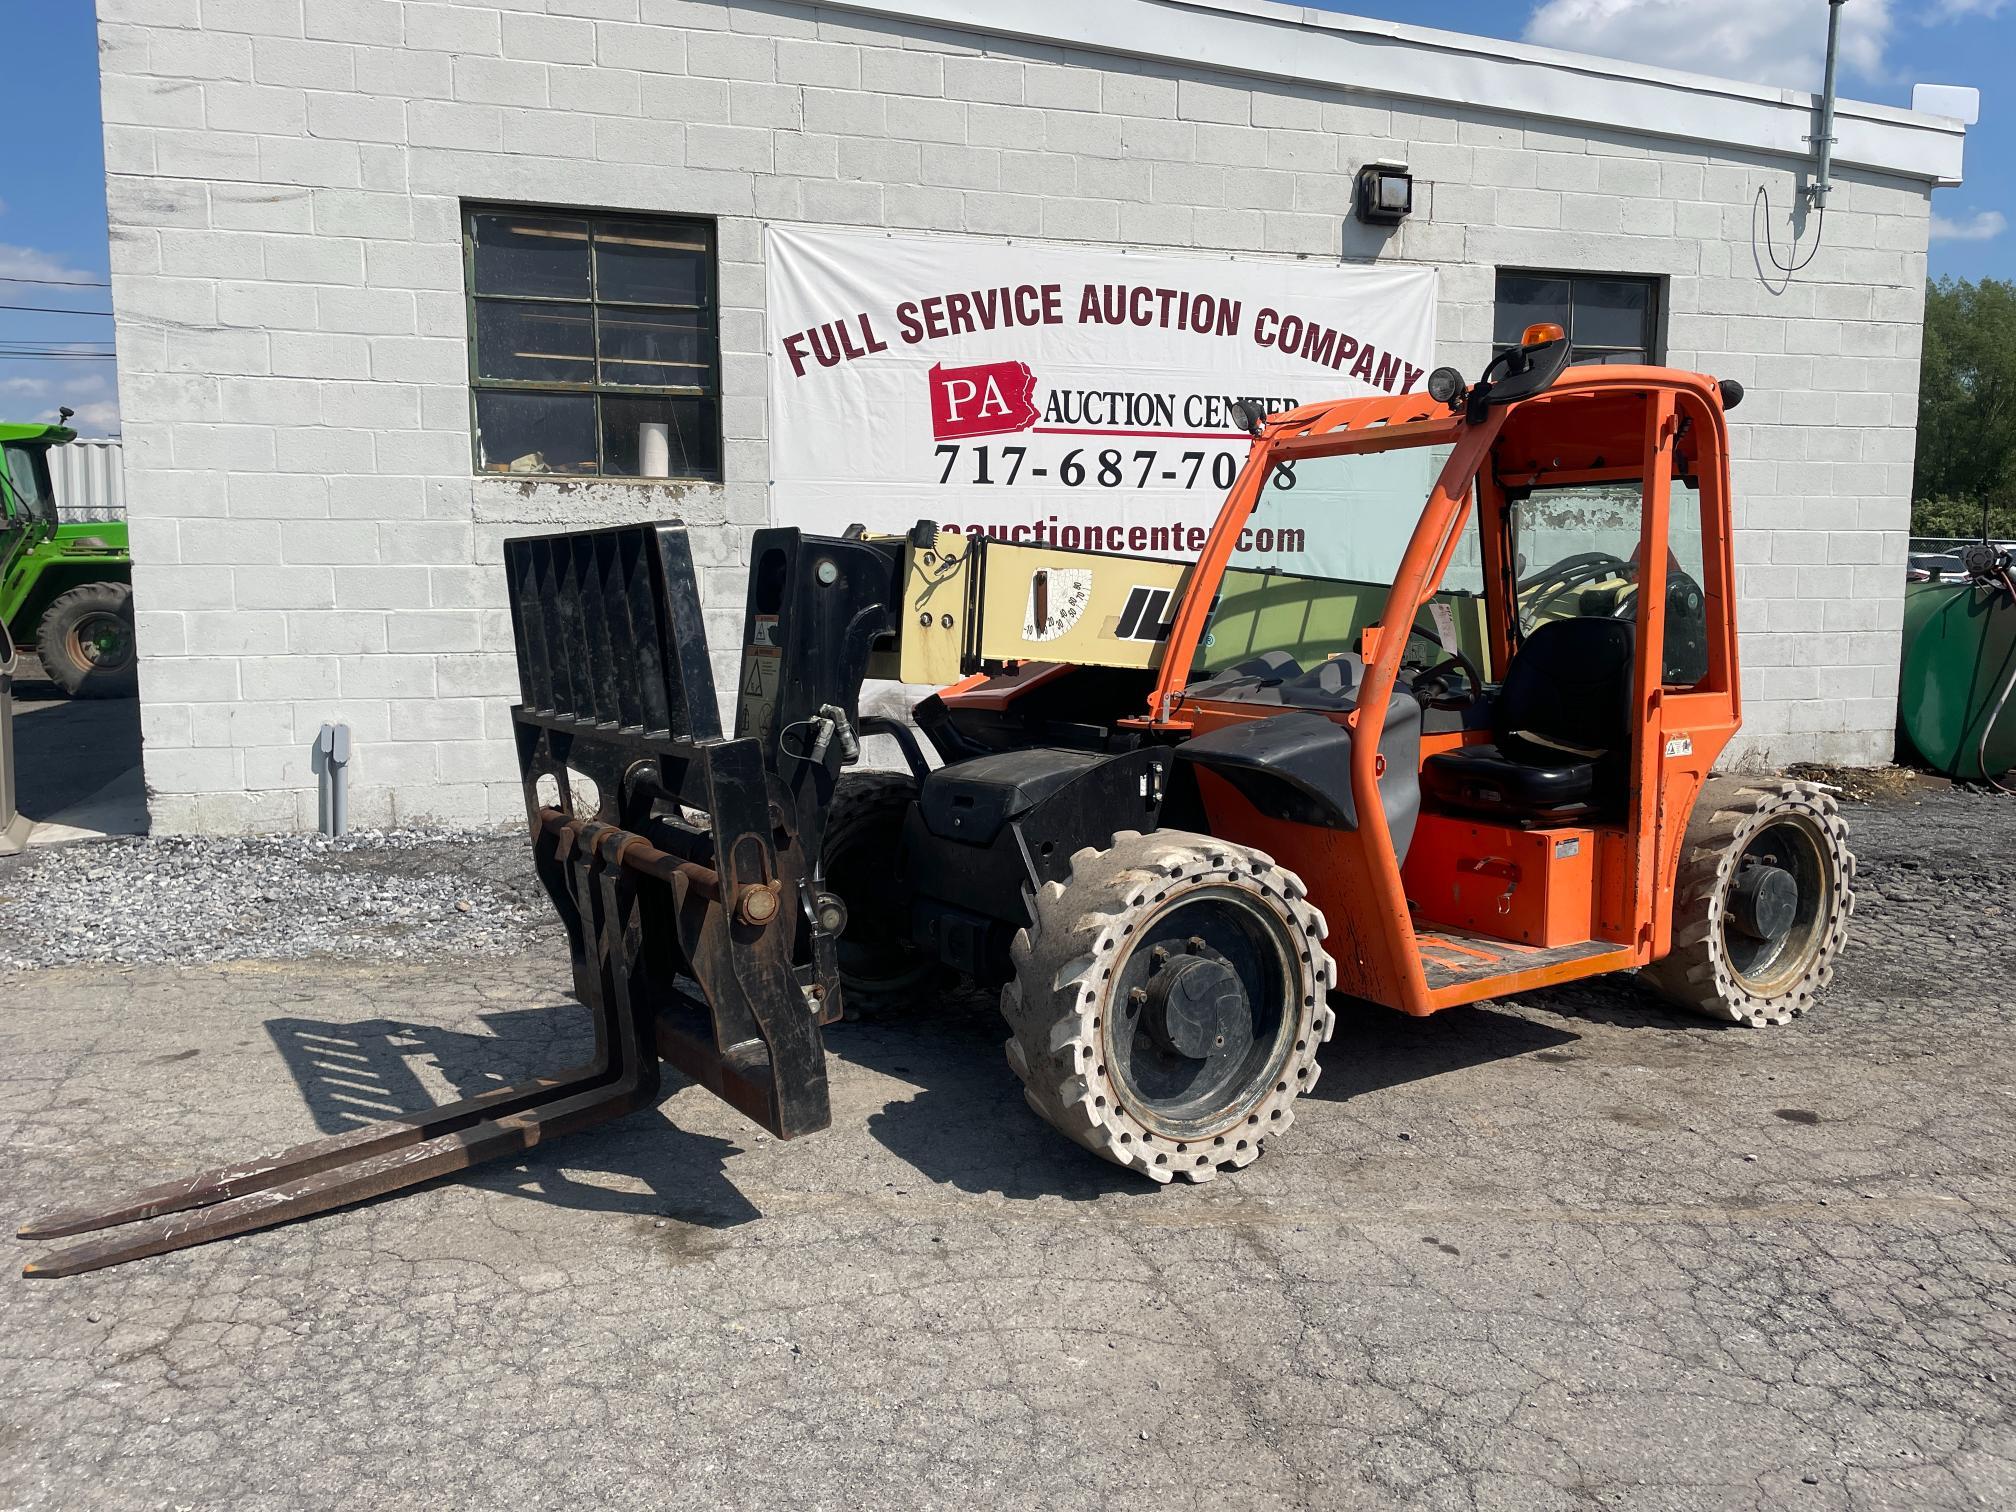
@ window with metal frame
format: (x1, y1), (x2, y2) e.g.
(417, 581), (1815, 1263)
(463, 205), (721, 480)
(1493, 271), (1662, 366)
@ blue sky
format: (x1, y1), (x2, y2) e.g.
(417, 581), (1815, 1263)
(1317, 0), (2010, 283)
(0, 1), (2005, 436)
(1, 4), (116, 433)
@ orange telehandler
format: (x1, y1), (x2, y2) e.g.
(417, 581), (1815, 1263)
(20, 325), (1852, 1273)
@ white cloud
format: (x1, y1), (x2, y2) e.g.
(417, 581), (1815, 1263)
(0, 242), (103, 285)
(1524, 0), (1894, 90)
(0, 358), (119, 435)
(57, 401), (121, 435)
(1929, 208), (2007, 241)
(0, 238), (118, 431)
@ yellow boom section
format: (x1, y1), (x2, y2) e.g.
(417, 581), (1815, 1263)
(871, 530), (1192, 683)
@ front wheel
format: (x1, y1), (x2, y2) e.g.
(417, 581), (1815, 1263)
(35, 581), (139, 698)
(1001, 830), (1335, 1182)
(821, 771), (951, 1018)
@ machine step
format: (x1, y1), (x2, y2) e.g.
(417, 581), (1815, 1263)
(1416, 928), (1631, 1001)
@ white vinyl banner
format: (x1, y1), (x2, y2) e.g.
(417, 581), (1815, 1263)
(765, 227), (1438, 565)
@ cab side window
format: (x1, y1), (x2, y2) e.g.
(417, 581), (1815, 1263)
(1663, 478), (1711, 688)
(1, 445), (55, 525)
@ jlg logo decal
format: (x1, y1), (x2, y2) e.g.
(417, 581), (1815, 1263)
(1113, 585), (1176, 642)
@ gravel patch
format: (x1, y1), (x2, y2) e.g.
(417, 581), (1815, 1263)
(0, 770), (2005, 974)
(0, 827), (560, 970)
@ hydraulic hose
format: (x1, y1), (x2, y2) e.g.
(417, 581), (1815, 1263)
(1977, 568), (2016, 796)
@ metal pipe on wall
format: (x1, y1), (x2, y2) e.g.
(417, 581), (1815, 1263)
(1810, 0), (1847, 208)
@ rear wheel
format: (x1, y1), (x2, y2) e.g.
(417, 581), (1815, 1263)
(822, 771), (949, 1017)
(36, 581), (138, 698)
(1641, 778), (1855, 1026)
(1002, 830), (1335, 1182)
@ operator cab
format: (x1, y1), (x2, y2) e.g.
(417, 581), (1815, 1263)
(1185, 375), (1715, 829)
(1156, 360), (1734, 973)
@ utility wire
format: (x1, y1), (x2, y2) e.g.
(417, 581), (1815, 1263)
(0, 275), (112, 287)
(0, 302), (113, 316)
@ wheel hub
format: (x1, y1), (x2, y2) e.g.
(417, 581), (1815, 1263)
(70, 613), (132, 669)
(1104, 887), (1298, 1138)
(1140, 947), (1251, 1061)
(1728, 861), (1799, 941)
(1713, 809), (1840, 1004)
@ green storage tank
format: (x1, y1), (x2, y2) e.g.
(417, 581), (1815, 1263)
(1898, 572), (2016, 783)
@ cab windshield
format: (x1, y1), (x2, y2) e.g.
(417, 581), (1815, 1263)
(1197, 443), (1485, 676)
(1, 444), (57, 527)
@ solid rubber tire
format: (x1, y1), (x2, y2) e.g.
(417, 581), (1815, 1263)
(1000, 829), (1336, 1183)
(1639, 777), (1855, 1027)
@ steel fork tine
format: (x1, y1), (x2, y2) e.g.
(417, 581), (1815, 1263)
(22, 1070), (653, 1278)
(17, 1067), (603, 1241)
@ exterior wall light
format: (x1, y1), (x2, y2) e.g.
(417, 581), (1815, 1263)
(1354, 160), (1412, 225)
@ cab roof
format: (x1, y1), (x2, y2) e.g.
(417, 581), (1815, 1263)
(1258, 364), (1730, 459)
(0, 423), (76, 446)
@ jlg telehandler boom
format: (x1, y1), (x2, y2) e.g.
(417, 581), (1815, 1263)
(20, 328), (1852, 1275)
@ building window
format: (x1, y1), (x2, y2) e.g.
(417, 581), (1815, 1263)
(463, 205), (720, 479)
(1494, 271), (1662, 366)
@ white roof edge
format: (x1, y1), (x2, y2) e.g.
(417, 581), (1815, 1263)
(823, 0), (1969, 186)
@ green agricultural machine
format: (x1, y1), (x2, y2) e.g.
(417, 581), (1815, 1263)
(1898, 542), (2016, 786)
(0, 422), (135, 698)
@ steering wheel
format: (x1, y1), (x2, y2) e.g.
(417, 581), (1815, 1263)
(1410, 649), (1485, 711)
(1519, 550), (1636, 625)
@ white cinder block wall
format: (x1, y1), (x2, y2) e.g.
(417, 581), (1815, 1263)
(95, 0), (1961, 832)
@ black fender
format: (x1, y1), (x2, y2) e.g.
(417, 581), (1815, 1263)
(1173, 705), (1421, 864)
(901, 745), (1172, 977)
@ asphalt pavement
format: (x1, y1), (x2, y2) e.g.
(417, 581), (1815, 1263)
(3, 661), (143, 843)
(0, 782), (2011, 1510)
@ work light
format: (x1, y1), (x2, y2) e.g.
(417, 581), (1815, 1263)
(1353, 161), (1413, 225)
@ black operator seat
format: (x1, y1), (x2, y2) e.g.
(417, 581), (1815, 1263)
(1420, 618), (1636, 822)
